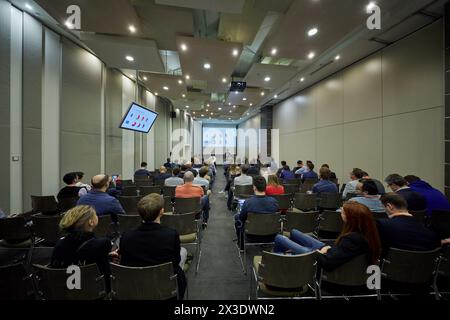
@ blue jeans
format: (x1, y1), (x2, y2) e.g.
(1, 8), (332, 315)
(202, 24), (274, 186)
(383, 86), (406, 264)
(201, 195), (210, 222)
(274, 229), (325, 254)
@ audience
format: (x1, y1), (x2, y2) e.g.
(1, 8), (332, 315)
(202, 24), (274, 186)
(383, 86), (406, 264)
(342, 168), (365, 199)
(378, 193), (441, 252)
(385, 174), (427, 211)
(280, 165), (295, 184)
(50, 205), (112, 290)
(312, 167), (338, 195)
(117, 194), (187, 299)
(193, 167), (210, 191)
(164, 167), (184, 187)
(321, 164), (337, 180)
(134, 162), (151, 178)
(234, 176), (279, 250)
(176, 172), (210, 228)
(361, 171), (385, 195)
(348, 180), (385, 213)
(274, 202), (381, 272)
(266, 175), (285, 196)
(77, 174), (125, 219)
(154, 166), (172, 183)
(404, 175), (450, 216)
(57, 172), (88, 201)
(301, 162), (318, 181)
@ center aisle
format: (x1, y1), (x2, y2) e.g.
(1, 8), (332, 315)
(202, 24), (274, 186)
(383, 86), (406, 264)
(186, 166), (248, 300)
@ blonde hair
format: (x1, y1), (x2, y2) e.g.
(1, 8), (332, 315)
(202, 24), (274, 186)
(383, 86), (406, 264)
(59, 205), (97, 232)
(268, 174), (281, 187)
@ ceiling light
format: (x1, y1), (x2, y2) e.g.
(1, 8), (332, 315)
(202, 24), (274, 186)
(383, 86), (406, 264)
(181, 44), (187, 51)
(366, 2), (377, 11)
(271, 48), (277, 55)
(243, 98), (247, 101)
(261, 92), (265, 96)
(228, 103), (231, 106)
(185, 74), (190, 80)
(218, 107), (222, 111)
(211, 113), (213, 115)
(129, 25), (136, 33)
(178, 79), (183, 84)
(247, 113), (250, 116)
(307, 27), (318, 37)
(300, 77), (305, 82)
(229, 110), (232, 113)
(264, 76), (271, 82)
(201, 114), (204, 117)
(203, 62), (211, 70)
(65, 21), (74, 29)
(250, 103), (253, 107)
(207, 104), (210, 107)
(182, 94), (186, 98)
(125, 55), (134, 62)
(206, 109), (209, 112)
(163, 86), (169, 91)
(228, 118), (231, 120)
(274, 95), (278, 99)
(222, 77), (227, 83)
(186, 106), (189, 109)
(193, 111), (196, 114)
(25, 3), (33, 10)
(308, 52), (315, 59)
(233, 105), (236, 109)
(335, 55), (341, 61)
(232, 49), (239, 57)
(143, 76), (148, 81)
(154, 92), (158, 96)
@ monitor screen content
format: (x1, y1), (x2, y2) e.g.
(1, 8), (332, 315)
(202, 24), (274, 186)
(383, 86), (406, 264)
(119, 102), (158, 133)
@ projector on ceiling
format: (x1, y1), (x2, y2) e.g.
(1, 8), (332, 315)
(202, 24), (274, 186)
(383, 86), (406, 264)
(229, 81), (246, 92)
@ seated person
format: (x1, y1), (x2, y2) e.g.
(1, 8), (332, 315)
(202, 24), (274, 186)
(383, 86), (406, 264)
(185, 162), (198, 178)
(385, 174), (427, 212)
(193, 167), (210, 191)
(378, 193), (441, 252)
(266, 175), (285, 196)
(74, 171), (92, 191)
(77, 174), (125, 220)
(51, 205), (113, 291)
(228, 165), (253, 210)
(57, 172), (88, 201)
(234, 176), (279, 250)
(302, 162), (318, 181)
(164, 167), (184, 187)
(134, 162), (151, 178)
(117, 194), (187, 299)
(312, 167), (338, 195)
(154, 166), (171, 183)
(279, 165), (295, 184)
(274, 202), (381, 272)
(404, 175), (450, 216)
(342, 168), (365, 199)
(176, 172), (210, 228)
(361, 172), (385, 195)
(247, 162), (260, 176)
(293, 160), (304, 175)
(276, 161), (287, 177)
(348, 180), (385, 213)
(321, 164), (337, 180)
(163, 158), (173, 169)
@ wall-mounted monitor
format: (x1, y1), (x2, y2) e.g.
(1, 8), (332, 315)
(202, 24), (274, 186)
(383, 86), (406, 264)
(119, 102), (158, 133)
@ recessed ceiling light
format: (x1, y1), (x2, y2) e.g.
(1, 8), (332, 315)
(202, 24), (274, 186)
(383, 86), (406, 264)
(243, 98), (247, 101)
(250, 103), (253, 107)
(207, 104), (210, 107)
(307, 27), (318, 37)
(222, 77), (227, 83)
(366, 2), (377, 11)
(218, 107), (222, 111)
(65, 21), (74, 29)
(206, 109), (209, 112)
(247, 113), (250, 116)
(335, 55), (341, 61)
(203, 62), (211, 69)
(163, 86), (169, 91)
(211, 112), (213, 115)
(229, 110), (232, 113)
(300, 77), (305, 82)
(154, 92), (158, 96)
(201, 114), (204, 117)
(271, 48), (277, 55)
(274, 95), (278, 99)
(178, 79), (183, 84)
(181, 43), (187, 51)
(308, 52), (315, 59)
(185, 74), (190, 80)
(129, 25), (136, 33)
(193, 111), (196, 114)
(125, 55), (134, 62)
(232, 49), (239, 57)
(25, 3), (33, 10)
(264, 76), (271, 82)
(261, 92), (265, 96)
(143, 76), (148, 81)
(228, 118), (231, 120)
(233, 105), (236, 109)
(182, 94), (186, 98)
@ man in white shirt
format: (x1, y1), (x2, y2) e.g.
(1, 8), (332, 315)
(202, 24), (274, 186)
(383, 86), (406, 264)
(194, 167), (210, 191)
(233, 165), (253, 186)
(164, 167), (184, 187)
(341, 168), (365, 199)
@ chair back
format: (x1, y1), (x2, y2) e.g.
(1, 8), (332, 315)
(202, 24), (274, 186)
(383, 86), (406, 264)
(110, 262), (177, 300)
(31, 214), (63, 244)
(33, 264), (105, 300)
(133, 175), (150, 182)
(118, 196), (141, 214)
(381, 247), (441, 284)
(139, 186), (162, 196)
(117, 215), (142, 234)
(31, 195), (59, 214)
(234, 185), (254, 198)
(293, 193), (317, 211)
(322, 255), (370, 286)
(318, 210), (343, 234)
(429, 210), (450, 239)
(161, 212), (197, 236)
(344, 192), (359, 201)
(245, 213), (281, 236)
(57, 197), (79, 212)
(285, 211), (319, 234)
(270, 194), (292, 211)
(438, 249), (450, 279)
(283, 184), (299, 196)
(259, 251), (318, 289)
(135, 180), (153, 188)
(164, 196), (173, 213)
(372, 211), (388, 220)
(318, 193), (342, 210)
(409, 210), (426, 224)
(163, 186), (177, 198)
(94, 215), (113, 238)
(300, 179), (317, 193)
(121, 186), (138, 197)
(0, 263), (34, 300)
(154, 179), (166, 187)
(174, 197), (201, 215)
(0, 217), (31, 243)
(120, 180), (134, 188)
(285, 178), (302, 186)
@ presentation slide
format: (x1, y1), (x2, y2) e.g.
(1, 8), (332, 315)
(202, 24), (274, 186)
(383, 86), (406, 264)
(119, 102), (158, 133)
(203, 127), (236, 154)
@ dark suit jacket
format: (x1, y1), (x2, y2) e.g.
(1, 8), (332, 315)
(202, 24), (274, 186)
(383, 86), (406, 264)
(119, 222), (186, 298)
(397, 188), (427, 211)
(376, 216), (441, 253)
(318, 232), (370, 271)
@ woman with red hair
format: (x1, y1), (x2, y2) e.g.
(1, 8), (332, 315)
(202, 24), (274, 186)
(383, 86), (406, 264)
(274, 202), (381, 271)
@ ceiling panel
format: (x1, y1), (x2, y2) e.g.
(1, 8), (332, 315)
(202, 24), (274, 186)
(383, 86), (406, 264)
(155, 0), (245, 14)
(244, 63), (299, 90)
(80, 33), (165, 72)
(140, 72), (187, 99)
(225, 88), (270, 108)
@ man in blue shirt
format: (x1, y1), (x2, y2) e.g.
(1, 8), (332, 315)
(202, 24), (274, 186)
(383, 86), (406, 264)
(312, 167), (338, 195)
(77, 174), (125, 221)
(134, 162), (151, 177)
(234, 176), (279, 250)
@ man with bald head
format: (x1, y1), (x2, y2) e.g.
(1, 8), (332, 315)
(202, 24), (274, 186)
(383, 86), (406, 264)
(77, 174), (125, 219)
(175, 171), (210, 228)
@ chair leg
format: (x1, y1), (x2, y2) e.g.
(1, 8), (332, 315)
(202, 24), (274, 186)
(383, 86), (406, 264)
(195, 241), (202, 275)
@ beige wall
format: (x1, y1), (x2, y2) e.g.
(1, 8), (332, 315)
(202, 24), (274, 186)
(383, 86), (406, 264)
(273, 21), (444, 190)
